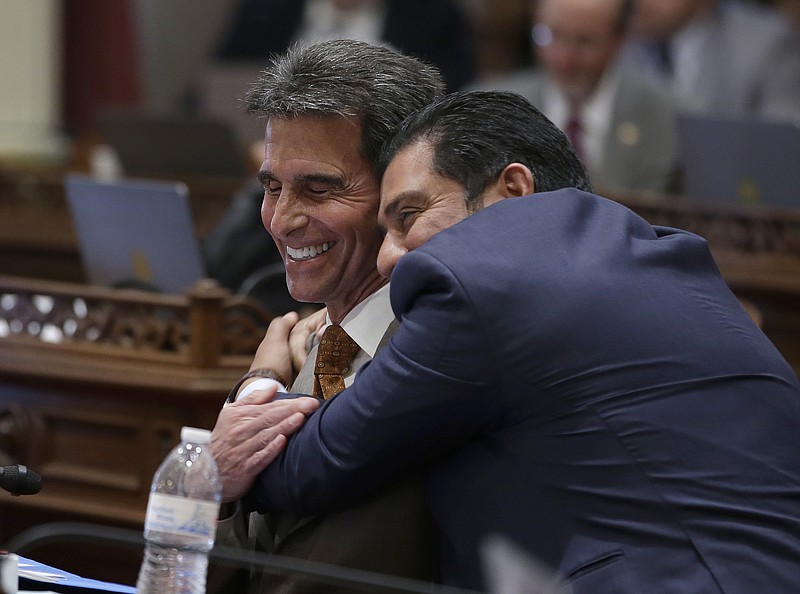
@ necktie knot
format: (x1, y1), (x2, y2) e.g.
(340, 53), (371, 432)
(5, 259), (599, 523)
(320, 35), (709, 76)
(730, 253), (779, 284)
(313, 324), (360, 399)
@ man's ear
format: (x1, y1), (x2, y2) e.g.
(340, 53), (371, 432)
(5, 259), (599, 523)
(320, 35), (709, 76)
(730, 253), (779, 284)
(481, 163), (535, 208)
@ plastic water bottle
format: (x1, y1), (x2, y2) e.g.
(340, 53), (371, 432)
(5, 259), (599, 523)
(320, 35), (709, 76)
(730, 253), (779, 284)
(0, 552), (18, 594)
(136, 427), (221, 594)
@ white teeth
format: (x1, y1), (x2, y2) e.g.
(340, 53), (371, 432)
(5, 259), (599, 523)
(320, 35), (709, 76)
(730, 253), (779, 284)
(287, 242), (333, 261)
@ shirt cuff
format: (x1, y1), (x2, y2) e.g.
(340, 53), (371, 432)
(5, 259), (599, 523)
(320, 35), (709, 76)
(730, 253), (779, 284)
(236, 378), (286, 401)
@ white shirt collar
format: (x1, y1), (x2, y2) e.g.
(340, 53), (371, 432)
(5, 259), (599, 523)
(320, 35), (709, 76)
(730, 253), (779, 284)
(324, 282), (393, 357)
(237, 283), (393, 400)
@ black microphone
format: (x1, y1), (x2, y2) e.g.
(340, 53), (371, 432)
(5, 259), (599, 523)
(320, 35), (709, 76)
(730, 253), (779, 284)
(0, 465), (43, 495)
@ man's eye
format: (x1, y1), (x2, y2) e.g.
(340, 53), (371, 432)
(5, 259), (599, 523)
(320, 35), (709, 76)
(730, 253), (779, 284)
(265, 183), (281, 195)
(307, 186), (330, 197)
(397, 210), (415, 226)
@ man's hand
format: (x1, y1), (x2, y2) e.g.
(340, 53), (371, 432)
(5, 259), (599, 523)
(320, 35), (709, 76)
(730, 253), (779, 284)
(245, 308), (327, 396)
(249, 312), (302, 387)
(289, 308), (328, 371)
(210, 385), (320, 502)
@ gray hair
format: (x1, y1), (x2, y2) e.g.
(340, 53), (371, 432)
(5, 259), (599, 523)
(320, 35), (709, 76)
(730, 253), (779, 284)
(246, 39), (445, 172)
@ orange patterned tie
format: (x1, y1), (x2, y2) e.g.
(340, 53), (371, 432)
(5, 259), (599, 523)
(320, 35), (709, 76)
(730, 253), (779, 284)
(312, 324), (361, 399)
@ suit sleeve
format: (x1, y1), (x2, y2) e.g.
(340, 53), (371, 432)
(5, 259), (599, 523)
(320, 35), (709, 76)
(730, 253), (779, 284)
(247, 250), (499, 516)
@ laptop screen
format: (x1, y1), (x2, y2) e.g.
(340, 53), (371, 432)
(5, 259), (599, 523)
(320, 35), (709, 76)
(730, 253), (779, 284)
(65, 174), (207, 294)
(676, 114), (800, 207)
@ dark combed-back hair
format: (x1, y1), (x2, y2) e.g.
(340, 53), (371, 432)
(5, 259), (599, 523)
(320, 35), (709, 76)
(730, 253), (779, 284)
(245, 39), (445, 173)
(379, 90), (593, 209)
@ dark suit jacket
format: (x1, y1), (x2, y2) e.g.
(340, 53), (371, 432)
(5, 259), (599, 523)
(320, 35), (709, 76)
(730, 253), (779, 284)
(251, 320), (437, 594)
(248, 189), (800, 593)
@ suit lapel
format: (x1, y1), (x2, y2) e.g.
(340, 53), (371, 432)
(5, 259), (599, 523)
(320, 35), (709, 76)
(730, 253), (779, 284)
(290, 342), (319, 394)
(266, 343), (324, 545)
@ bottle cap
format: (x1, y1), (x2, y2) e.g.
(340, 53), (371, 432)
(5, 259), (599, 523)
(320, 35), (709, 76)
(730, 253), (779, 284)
(181, 426), (212, 445)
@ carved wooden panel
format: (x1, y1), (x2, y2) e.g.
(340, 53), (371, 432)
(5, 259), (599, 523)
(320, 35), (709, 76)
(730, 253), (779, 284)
(607, 190), (800, 258)
(0, 275), (272, 362)
(0, 274), (274, 581)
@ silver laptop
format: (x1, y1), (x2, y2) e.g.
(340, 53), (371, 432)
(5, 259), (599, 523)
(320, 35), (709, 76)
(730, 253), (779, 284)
(676, 114), (800, 207)
(64, 174), (206, 294)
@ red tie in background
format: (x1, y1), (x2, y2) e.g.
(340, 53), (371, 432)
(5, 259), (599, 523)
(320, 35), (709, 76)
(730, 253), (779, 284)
(312, 325), (361, 399)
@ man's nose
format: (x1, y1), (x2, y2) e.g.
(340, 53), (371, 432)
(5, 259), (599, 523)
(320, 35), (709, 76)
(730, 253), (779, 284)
(377, 236), (406, 278)
(264, 191), (307, 237)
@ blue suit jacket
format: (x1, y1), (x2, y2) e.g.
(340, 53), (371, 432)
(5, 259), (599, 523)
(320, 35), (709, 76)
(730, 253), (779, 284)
(249, 189), (800, 593)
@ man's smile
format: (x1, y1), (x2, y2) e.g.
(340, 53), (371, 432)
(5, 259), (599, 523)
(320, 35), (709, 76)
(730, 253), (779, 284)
(286, 241), (335, 261)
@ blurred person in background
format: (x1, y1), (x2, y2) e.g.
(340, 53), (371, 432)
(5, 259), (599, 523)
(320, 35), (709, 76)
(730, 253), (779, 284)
(621, 0), (800, 122)
(472, 0), (682, 195)
(215, 0), (478, 92)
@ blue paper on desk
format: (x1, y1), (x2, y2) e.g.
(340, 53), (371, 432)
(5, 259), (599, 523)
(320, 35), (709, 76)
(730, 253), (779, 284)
(18, 557), (135, 593)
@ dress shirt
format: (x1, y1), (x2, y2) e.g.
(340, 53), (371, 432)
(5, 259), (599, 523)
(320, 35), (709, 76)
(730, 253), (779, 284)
(238, 283), (393, 399)
(542, 68), (620, 175)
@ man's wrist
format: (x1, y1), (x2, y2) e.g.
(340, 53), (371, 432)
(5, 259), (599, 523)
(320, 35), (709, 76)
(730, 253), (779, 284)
(227, 368), (288, 402)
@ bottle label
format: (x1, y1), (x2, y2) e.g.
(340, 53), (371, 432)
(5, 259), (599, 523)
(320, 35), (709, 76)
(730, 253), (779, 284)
(144, 493), (219, 542)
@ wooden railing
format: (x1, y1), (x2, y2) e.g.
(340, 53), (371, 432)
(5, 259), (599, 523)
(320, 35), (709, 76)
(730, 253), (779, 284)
(0, 276), (272, 582)
(0, 275), (272, 368)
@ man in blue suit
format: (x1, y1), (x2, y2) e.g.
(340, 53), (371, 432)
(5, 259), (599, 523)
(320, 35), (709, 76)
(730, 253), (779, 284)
(217, 91), (800, 592)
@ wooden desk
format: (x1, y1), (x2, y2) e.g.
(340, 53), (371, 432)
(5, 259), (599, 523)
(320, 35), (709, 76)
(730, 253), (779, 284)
(0, 275), (272, 582)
